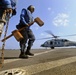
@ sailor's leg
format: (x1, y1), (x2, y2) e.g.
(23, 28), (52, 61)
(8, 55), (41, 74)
(0, 9), (6, 37)
(19, 30), (28, 58)
(0, 8), (12, 37)
(25, 29), (35, 56)
(0, 22), (4, 37)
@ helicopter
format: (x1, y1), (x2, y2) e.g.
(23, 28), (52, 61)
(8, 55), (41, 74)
(40, 31), (76, 49)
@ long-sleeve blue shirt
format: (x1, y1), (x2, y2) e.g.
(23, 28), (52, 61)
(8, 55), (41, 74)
(0, 0), (16, 9)
(10, 0), (17, 9)
(20, 8), (34, 29)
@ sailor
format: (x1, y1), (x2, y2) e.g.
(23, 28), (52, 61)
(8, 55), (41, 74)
(0, 0), (17, 37)
(16, 5), (35, 58)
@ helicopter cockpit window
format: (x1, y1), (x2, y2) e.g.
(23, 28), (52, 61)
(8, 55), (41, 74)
(44, 42), (48, 45)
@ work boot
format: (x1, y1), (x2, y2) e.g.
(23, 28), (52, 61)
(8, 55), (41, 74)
(25, 51), (34, 56)
(19, 53), (28, 59)
(25, 47), (34, 56)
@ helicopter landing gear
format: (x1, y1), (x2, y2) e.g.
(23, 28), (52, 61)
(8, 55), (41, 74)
(51, 46), (54, 49)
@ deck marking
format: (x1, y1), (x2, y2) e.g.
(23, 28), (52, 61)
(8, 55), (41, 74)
(4, 49), (59, 64)
(2, 55), (76, 75)
(1, 49), (76, 75)
(20, 56), (76, 75)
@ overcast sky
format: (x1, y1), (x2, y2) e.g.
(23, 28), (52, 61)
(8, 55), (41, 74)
(1, 0), (76, 49)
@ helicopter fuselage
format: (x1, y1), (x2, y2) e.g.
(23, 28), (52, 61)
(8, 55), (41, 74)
(41, 39), (76, 49)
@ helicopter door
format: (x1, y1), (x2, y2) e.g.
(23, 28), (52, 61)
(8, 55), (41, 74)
(50, 41), (54, 46)
(50, 41), (55, 49)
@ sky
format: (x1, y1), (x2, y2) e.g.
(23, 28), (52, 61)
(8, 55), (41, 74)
(1, 0), (76, 49)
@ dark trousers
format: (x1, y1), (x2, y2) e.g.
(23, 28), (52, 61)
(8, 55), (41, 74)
(19, 29), (35, 54)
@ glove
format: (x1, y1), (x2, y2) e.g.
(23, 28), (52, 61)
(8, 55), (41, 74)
(12, 9), (17, 16)
(26, 24), (29, 26)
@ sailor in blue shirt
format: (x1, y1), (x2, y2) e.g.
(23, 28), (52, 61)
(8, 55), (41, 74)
(0, 0), (17, 37)
(17, 5), (35, 58)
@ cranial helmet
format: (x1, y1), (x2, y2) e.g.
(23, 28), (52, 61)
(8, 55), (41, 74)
(27, 5), (35, 13)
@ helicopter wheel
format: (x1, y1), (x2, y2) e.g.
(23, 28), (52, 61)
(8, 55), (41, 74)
(51, 47), (54, 49)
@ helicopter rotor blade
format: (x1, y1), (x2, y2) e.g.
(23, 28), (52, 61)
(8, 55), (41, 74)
(37, 29), (76, 40)
(60, 34), (76, 37)
(45, 30), (59, 38)
(36, 33), (76, 40)
(45, 30), (76, 38)
(36, 37), (53, 40)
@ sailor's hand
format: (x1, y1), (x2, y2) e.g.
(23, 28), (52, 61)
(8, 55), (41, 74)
(29, 21), (34, 25)
(12, 9), (17, 16)
(31, 22), (34, 25)
(26, 24), (29, 26)
(26, 22), (34, 27)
